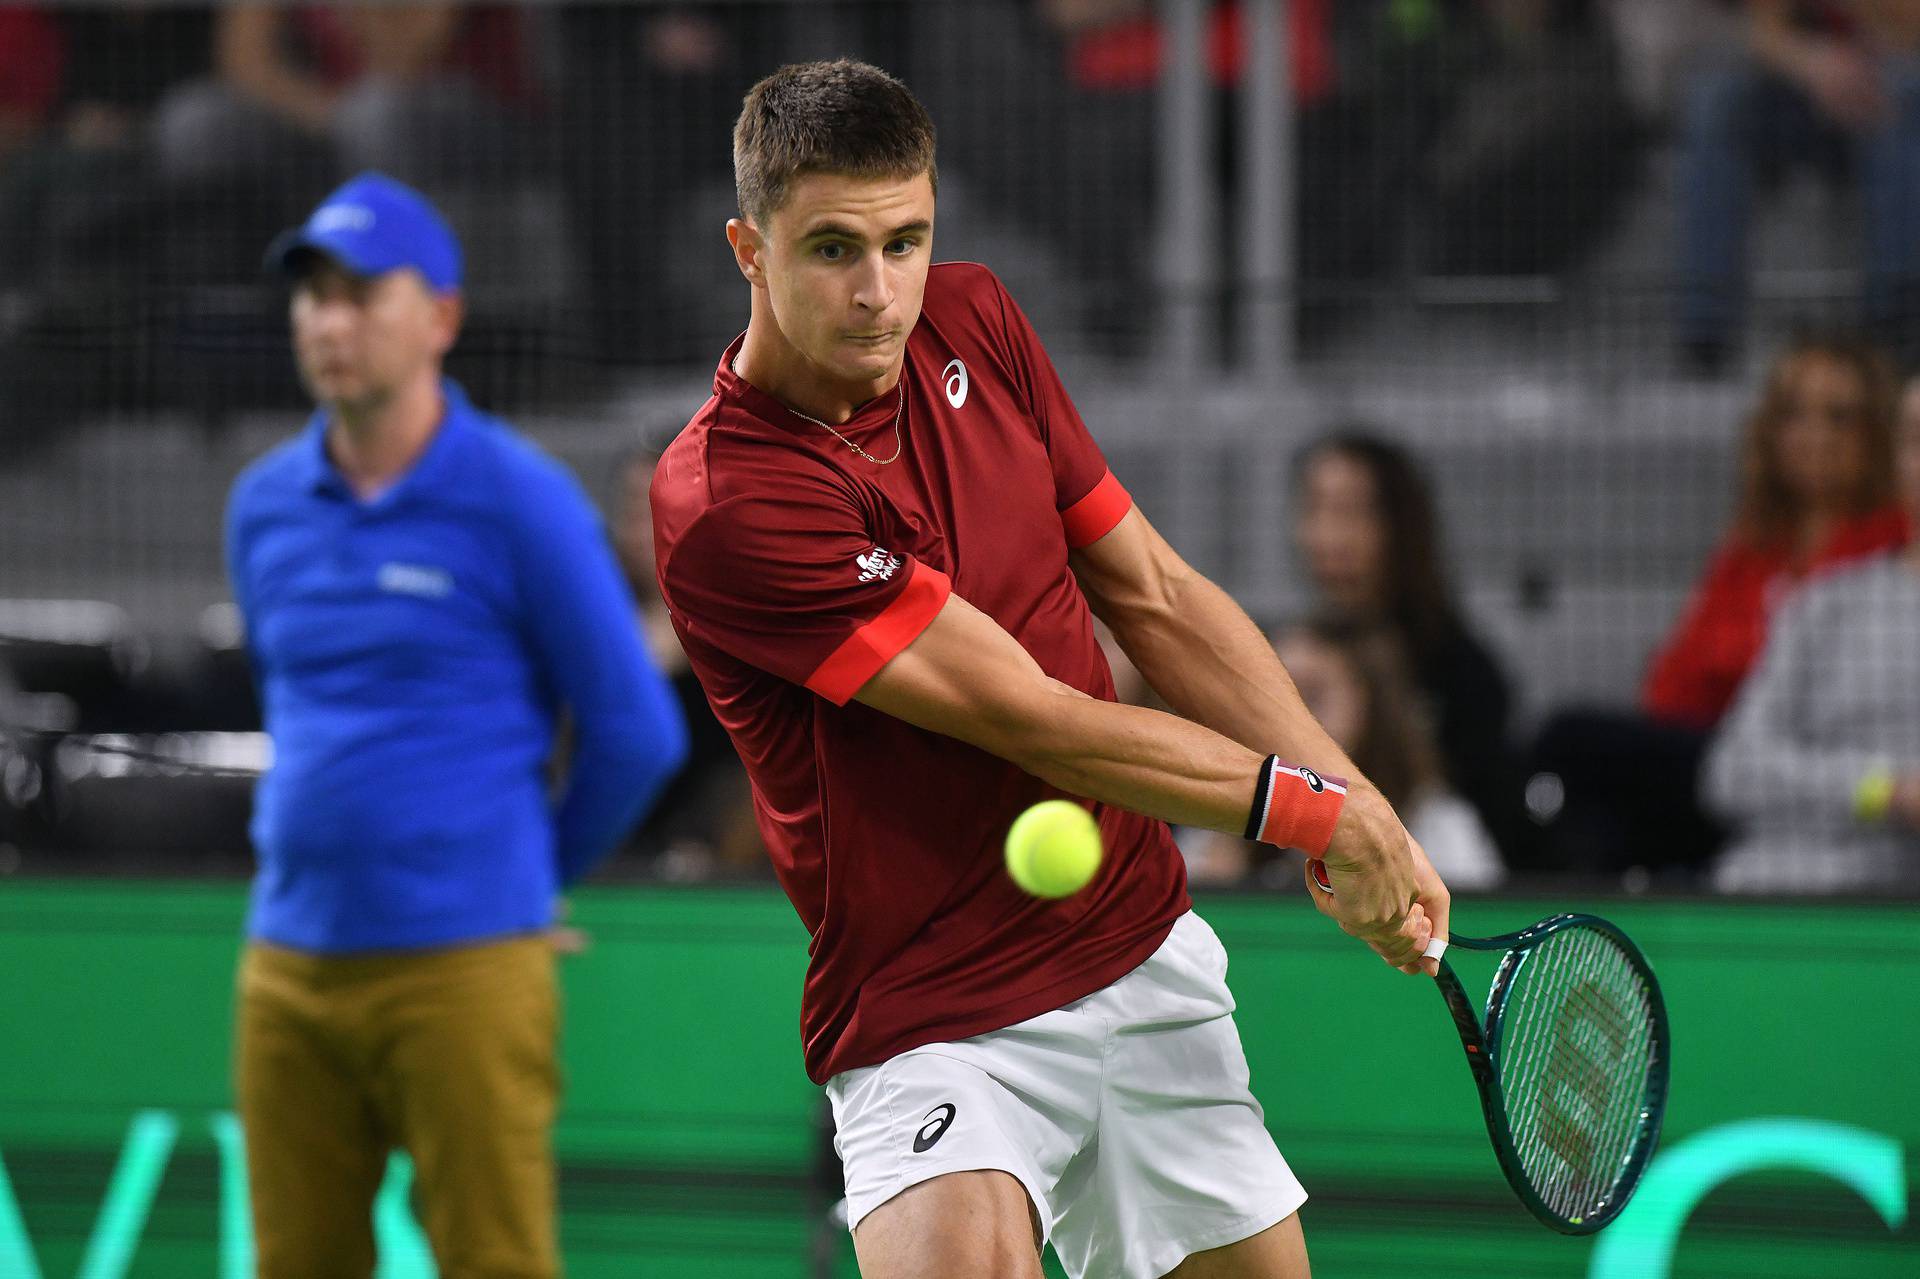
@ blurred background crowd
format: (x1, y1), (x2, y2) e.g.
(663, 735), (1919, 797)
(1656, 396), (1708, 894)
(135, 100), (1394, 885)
(3, 0), (1919, 897)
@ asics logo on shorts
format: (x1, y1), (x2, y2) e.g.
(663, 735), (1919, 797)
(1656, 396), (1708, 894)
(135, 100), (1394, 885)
(912, 1103), (957, 1153)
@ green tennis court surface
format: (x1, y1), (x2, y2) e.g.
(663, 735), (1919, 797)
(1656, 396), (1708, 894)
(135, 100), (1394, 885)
(2, 883), (1913, 1276)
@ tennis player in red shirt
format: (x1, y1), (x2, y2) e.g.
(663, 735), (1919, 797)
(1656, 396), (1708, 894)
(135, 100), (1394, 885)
(652, 59), (1450, 1279)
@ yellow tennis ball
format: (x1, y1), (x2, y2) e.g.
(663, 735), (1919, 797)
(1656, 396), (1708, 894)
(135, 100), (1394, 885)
(1005, 800), (1103, 899)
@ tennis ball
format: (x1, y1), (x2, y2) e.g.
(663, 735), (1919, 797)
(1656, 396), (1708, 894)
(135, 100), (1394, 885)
(1005, 800), (1103, 899)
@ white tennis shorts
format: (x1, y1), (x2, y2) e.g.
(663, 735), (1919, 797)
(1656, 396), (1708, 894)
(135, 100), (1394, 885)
(824, 911), (1306, 1279)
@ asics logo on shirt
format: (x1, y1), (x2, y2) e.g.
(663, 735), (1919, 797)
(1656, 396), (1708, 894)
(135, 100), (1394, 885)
(377, 562), (454, 599)
(913, 1103), (957, 1153)
(941, 359), (968, 408)
(856, 548), (903, 583)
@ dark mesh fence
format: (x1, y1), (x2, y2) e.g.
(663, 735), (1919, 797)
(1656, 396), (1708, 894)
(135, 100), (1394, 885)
(2, 0), (1915, 892)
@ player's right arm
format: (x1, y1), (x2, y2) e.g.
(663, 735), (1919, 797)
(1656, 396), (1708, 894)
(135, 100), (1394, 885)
(856, 592), (1435, 972)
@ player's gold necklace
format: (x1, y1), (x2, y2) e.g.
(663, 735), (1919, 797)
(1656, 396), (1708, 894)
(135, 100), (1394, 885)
(786, 371), (908, 465)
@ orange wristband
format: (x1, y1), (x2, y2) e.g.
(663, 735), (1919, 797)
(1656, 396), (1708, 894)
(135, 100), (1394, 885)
(1245, 755), (1349, 855)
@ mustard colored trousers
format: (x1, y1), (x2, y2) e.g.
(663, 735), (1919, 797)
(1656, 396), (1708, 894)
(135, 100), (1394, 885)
(235, 935), (560, 1278)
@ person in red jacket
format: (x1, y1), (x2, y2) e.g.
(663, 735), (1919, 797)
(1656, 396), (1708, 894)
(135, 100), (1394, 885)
(1644, 333), (1910, 730)
(1533, 332), (1909, 881)
(0, 8), (61, 152)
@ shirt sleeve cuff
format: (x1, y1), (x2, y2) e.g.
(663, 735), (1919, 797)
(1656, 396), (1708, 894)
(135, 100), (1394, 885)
(1060, 470), (1132, 548)
(805, 560), (953, 705)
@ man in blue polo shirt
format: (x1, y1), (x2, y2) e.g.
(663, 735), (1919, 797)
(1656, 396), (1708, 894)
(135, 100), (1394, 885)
(225, 171), (687, 1278)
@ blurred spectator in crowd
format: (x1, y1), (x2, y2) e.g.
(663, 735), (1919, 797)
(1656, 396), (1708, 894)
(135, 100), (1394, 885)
(1676, 0), (1920, 372)
(1181, 619), (1505, 888)
(0, 7), (60, 175)
(1532, 333), (1907, 878)
(45, 4), (214, 155)
(154, 4), (542, 218)
(1293, 430), (1534, 862)
(609, 446), (765, 877)
(1417, 0), (1642, 277)
(1003, 0), (1386, 342)
(1278, 621), (1504, 887)
(0, 3), (211, 294)
(556, 5), (774, 363)
(1605, 0), (1741, 124)
(1009, 0), (1636, 348)
(1647, 332), (1908, 729)
(0, 6), (69, 288)
(1702, 369), (1920, 892)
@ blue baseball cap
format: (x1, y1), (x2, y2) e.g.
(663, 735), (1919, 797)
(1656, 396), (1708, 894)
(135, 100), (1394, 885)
(266, 171), (462, 293)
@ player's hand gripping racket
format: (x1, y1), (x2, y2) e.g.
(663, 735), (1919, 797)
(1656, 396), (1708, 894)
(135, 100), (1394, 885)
(1310, 860), (1670, 1235)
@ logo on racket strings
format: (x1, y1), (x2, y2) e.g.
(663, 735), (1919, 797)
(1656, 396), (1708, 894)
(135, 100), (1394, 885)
(1534, 983), (1632, 1176)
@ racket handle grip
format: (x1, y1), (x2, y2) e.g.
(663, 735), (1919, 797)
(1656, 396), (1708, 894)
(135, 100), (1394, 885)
(1309, 859), (1450, 963)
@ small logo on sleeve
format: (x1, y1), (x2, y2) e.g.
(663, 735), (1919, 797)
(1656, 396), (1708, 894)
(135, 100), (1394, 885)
(913, 1103), (957, 1153)
(856, 547), (903, 582)
(941, 359), (968, 408)
(377, 562), (454, 599)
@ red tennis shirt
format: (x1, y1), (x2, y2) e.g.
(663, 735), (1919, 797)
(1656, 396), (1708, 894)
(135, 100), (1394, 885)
(652, 262), (1191, 1083)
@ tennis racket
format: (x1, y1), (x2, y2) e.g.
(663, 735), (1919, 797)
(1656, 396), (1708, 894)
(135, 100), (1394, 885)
(1309, 861), (1671, 1235)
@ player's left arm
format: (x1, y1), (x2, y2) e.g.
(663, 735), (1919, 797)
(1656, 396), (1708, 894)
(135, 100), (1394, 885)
(990, 262), (1445, 922)
(1071, 504), (1452, 916)
(1072, 505), (1333, 767)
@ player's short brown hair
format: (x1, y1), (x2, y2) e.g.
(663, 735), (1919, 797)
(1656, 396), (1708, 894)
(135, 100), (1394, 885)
(733, 59), (937, 226)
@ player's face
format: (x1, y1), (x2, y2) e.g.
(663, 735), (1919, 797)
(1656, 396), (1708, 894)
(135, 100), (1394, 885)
(1771, 353), (1871, 511)
(1274, 631), (1367, 750)
(756, 171), (935, 386)
(1898, 380), (1920, 517)
(1296, 451), (1387, 615)
(291, 262), (458, 416)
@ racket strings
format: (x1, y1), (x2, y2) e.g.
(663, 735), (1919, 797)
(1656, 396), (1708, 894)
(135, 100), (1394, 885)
(1539, 934), (1640, 1210)
(1553, 937), (1651, 1216)
(1520, 925), (1643, 1213)
(1530, 933), (1650, 1218)
(1576, 958), (1654, 1211)
(1496, 927), (1657, 1221)
(1505, 933), (1612, 1210)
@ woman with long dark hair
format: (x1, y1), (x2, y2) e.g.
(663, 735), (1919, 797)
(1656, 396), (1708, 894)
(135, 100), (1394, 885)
(1275, 619), (1505, 888)
(1292, 430), (1531, 864)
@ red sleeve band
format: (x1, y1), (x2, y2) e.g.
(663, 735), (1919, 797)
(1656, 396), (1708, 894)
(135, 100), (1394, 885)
(804, 560), (953, 706)
(1060, 470), (1132, 548)
(1245, 755), (1349, 856)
